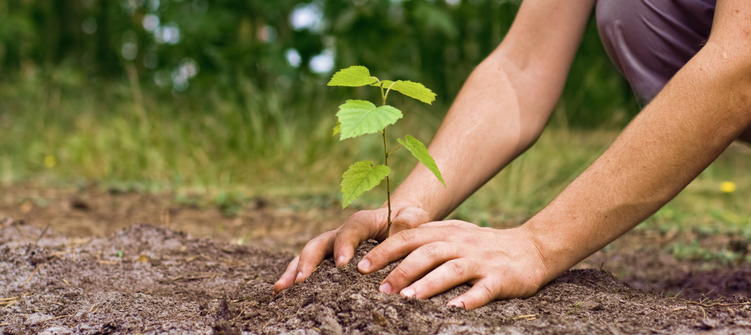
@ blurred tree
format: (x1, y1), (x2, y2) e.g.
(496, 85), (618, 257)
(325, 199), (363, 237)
(0, 0), (637, 126)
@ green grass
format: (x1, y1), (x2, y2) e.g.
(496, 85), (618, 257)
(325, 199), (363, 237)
(2, 77), (751, 237)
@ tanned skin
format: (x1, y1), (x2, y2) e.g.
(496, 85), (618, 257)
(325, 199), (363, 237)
(275, 0), (751, 309)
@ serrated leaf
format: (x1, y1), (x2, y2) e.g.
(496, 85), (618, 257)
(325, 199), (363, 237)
(341, 161), (391, 208)
(370, 80), (436, 105)
(336, 100), (403, 140)
(332, 121), (341, 137)
(391, 81), (436, 104)
(397, 135), (445, 187)
(328, 66), (378, 87)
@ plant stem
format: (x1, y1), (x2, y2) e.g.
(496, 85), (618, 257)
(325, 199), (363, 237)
(387, 145), (403, 157)
(381, 84), (393, 237)
(383, 127), (392, 237)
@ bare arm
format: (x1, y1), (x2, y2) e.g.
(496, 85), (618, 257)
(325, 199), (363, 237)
(526, 0), (751, 284)
(394, 0), (596, 220)
(357, 0), (751, 309)
(274, 0), (596, 293)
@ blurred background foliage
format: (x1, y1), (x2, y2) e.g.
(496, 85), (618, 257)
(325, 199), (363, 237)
(5, 0), (749, 229)
(0, 0), (636, 123)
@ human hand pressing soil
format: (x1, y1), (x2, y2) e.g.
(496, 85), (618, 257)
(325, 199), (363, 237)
(357, 220), (547, 309)
(273, 206), (431, 294)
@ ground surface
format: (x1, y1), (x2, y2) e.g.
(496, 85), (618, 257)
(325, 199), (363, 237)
(2, 185), (751, 334)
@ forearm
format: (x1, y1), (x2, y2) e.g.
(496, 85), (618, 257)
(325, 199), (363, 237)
(525, 41), (751, 282)
(388, 56), (546, 220)
(385, 1), (594, 221)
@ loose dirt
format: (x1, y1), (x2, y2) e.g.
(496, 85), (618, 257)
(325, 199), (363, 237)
(3, 185), (751, 334)
(0, 223), (750, 334)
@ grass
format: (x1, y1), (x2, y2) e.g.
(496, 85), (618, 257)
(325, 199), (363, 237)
(2, 75), (751, 238)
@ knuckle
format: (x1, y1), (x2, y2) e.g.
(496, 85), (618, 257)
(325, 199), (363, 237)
(446, 260), (467, 278)
(396, 229), (417, 244)
(297, 252), (319, 269)
(390, 220), (410, 232)
(370, 245), (388, 259)
(393, 265), (410, 280)
(421, 276), (438, 292)
(421, 243), (443, 260)
(298, 262), (315, 276)
(296, 255), (313, 270)
(476, 283), (495, 302)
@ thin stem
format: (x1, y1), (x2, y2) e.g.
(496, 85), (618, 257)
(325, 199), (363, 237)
(383, 127), (392, 236)
(384, 81), (396, 101)
(381, 83), (392, 237)
(377, 77), (395, 237)
(388, 145), (403, 156)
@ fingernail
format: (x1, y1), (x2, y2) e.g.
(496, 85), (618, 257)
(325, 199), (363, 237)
(357, 259), (370, 272)
(337, 255), (346, 267)
(401, 288), (416, 298)
(447, 301), (461, 307)
(294, 271), (304, 283)
(379, 282), (392, 294)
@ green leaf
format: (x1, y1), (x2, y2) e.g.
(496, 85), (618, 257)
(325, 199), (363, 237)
(371, 80), (436, 105)
(397, 135), (445, 187)
(332, 121), (341, 137)
(391, 81), (436, 104)
(341, 161), (391, 208)
(336, 100), (403, 140)
(328, 65), (378, 87)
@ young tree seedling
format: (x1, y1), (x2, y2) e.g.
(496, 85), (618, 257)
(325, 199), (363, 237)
(328, 65), (446, 234)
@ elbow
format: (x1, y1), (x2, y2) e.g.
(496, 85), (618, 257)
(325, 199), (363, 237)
(479, 56), (555, 155)
(516, 114), (549, 155)
(702, 37), (751, 89)
(697, 41), (751, 122)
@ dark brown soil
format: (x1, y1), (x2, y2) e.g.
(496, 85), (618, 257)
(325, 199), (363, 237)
(2, 223), (751, 334)
(4, 185), (751, 333)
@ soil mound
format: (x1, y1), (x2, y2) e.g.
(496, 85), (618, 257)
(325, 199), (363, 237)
(2, 224), (751, 334)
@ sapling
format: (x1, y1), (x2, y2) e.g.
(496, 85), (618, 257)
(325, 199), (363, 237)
(328, 65), (446, 234)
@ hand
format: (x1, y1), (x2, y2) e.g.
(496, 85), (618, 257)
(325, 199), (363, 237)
(273, 206), (431, 294)
(357, 221), (549, 309)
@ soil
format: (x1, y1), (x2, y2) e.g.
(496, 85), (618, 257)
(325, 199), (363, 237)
(3, 184), (751, 334)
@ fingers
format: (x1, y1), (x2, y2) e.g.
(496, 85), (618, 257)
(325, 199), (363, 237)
(358, 226), (454, 273)
(397, 258), (478, 300)
(379, 241), (459, 294)
(447, 280), (500, 310)
(295, 230), (337, 283)
(333, 211), (385, 267)
(272, 255), (300, 294)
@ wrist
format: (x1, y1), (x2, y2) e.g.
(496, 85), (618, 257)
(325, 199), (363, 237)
(388, 180), (455, 221)
(519, 218), (562, 285)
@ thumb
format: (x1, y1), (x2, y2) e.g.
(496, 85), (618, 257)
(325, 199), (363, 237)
(333, 209), (389, 267)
